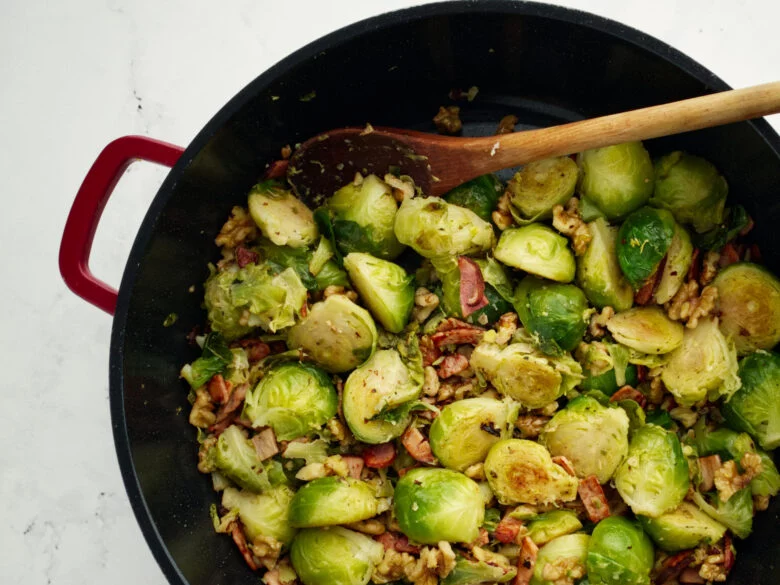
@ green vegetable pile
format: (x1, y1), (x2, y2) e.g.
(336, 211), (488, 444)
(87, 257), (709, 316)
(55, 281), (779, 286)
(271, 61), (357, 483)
(182, 143), (779, 585)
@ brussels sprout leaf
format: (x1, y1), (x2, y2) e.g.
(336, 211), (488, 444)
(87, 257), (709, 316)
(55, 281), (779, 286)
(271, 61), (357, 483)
(692, 205), (749, 251)
(260, 241), (318, 290)
(372, 400), (438, 425)
(182, 332), (232, 389)
(313, 208), (343, 266)
(481, 508), (501, 532)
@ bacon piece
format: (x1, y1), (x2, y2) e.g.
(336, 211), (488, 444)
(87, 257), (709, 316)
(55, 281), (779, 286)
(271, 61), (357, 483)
(458, 257), (489, 316)
(401, 427), (437, 464)
(235, 246), (259, 268)
(679, 568), (707, 584)
(688, 247), (702, 282)
(514, 536), (539, 585)
(375, 531), (421, 554)
(719, 242), (740, 268)
(610, 385), (647, 409)
(634, 278), (656, 306)
(251, 428), (279, 461)
(238, 339), (271, 363)
(698, 454), (723, 493)
(552, 456), (577, 477)
(210, 383), (249, 435)
(431, 328), (484, 348)
(438, 353), (470, 378)
(494, 515), (524, 544)
(723, 533), (735, 573)
(636, 365), (648, 383)
(342, 455), (365, 479)
(472, 527), (490, 547)
(230, 522), (259, 571)
(264, 159), (289, 180)
(208, 374), (230, 404)
(436, 317), (483, 332)
(362, 443), (396, 468)
(655, 550), (695, 585)
(578, 475), (610, 523)
(420, 335), (442, 367)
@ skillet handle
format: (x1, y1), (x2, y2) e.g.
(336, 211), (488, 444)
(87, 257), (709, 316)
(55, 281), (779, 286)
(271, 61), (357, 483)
(59, 135), (185, 315)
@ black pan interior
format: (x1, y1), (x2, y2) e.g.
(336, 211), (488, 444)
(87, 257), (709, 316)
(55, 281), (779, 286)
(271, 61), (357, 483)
(110, 2), (780, 584)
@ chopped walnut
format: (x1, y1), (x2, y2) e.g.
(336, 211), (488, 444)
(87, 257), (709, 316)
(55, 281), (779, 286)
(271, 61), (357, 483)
(434, 379), (475, 403)
(536, 401), (559, 417)
(423, 366), (441, 397)
(540, 556), (588, 585)
(323, 285), (358, 302)
(669, 406), (699, 429)
(492, 190), (514, 231)
(496, 114), (519, 135)
(588, 306), (615, 337)
(666, 281), (718, 328)
(700, 250), (720, 285)
(465, 462), (486, 481)
(552, 198), (592, 256)
(648, 373), (666, 405)
(190, 388), (216, 428)
(699, 554), (728, 582)
(495, 312), (519, 345)
(215, 206), (258, 249)
(345, 519), (387, 535)
(250, 534), (283, 571)
(384, 173), (415, 202)
(413, 287), (440, 323)
(433, 106), (462, 135)
(373, 542), (456, 585)
(295, 455), (351, 481)
(373, 550), (416, 584)
(714, 452), (763, 502)
(515, 414), (550, 439)
(754, 494), (771, 511)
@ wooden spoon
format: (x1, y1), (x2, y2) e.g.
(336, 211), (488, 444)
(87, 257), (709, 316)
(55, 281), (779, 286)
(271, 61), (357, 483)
(288, 81), (780, 205)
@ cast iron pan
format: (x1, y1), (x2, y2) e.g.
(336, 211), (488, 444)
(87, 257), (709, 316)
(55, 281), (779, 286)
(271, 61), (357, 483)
(60, 2), (780, 584)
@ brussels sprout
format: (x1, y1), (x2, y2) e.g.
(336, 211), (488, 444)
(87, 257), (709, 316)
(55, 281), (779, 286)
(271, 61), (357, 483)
(494, 224), (576, 283)
(470, 337), (582, 409)
(526, 511), (583, 545)
(637, 501), (727, 552)
(693, 204), (750, 251)
(394, 468), (484, 544)
(444, 174), (503, 222)
(577, 142), (654, 220)
(692, 488), (753, 539)
(606, 307), (683, 355)
(287, 295), (377, 373)
(433, 256), (513, 325)
(290, 527), (384, 585)
(586, 516), (654, 585)
(221, 485), (297, 544)
(722, 350), (780, 450)
(689, 418), (761, 466)
(576, 217), (634, 311)
(751, 449), (780, 497)
(429, 397), (519, 471)
(394, 196), (495, 258)
(248, 180), (318, 248)
(660, 318), (740, 406)
(532, 533), (590, 585)
(614, 424), (689, 517)
(214, 425), (287, 493)
(514, 276), (590, 353)
(484, 439), (579, 505)
(505, 157), (579, 222)
(342, 347), (423, 444)
(243, 362), (337, 441)
(289, 477), (379, 527)
(442, 556), (517, 585)
(540, 396), (630, 484)
(580, 363), (639, 396)
(327, 174), (404, 259)
(343, 253), (414, 333)
(180, 332), (232, 389)
(713, 263), (780, 354)
(616, 207), (676, 289)
(650, 151), (728, 233)
(576, 342), (635, 394)
(205, 264), (307, 340)
(653, 223), (693, 304)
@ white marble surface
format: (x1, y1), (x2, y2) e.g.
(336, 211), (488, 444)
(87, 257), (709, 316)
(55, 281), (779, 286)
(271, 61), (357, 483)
(1, 0), (779, 583)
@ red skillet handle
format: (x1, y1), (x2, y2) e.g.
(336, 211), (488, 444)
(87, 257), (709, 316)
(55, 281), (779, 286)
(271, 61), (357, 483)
(59, 135), (185, 315)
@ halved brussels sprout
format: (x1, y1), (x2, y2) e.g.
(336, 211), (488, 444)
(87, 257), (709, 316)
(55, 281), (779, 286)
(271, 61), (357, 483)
(586, 516), (654, 585)
(653, 223), (693, 304)
(394, 468), (484, 544)
(505, 157), (579, 222)
(484, 439), (579, 505)
(722, 350), (780, 450)
(214, 425), (287, 493)
(290, 527), (384, 585)
(692, 488), (753, 539)
(394, 196), (495, 258)
(514, 276), (590, 352)
(243, 362), (337, 441)
(577, 142), (654, 220)
(470, 336), (582, 409)
(287, 295), (377, 373)
(221, 485), (298, 545)
(429, 397), (519, 471)
(343, 253), (414, 333)
(650, 151), (728, 233)
(576, 217), (634, 311)
(327, 174), (404, 259)
(616, 207), (676, 289)
(289, 477), (379, 527)
(433, 256), (513, 325)
(443, 556), (517, 585)
(205, 264), (307, 340)
(576, 342), (636, 395)
(660, 318), (740, 406)
(342, 347), (423, 444)
(614, 424), (689, 517)
(637, 502), (727, 552)
(532, 533), (590, 585)
(540, 396), (630, 484)
(606, 307), (683, 355)
(444, 174), (502, 222)
(248, 180), (319, 248)
(526, 510), (583, 546)
(713, 263), (780, 354)
(494, 224), (576, 283)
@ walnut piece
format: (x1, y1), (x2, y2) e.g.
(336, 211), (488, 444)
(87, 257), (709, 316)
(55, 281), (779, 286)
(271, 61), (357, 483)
(713, 452), (763, 502)
(495, 114), (519, 135)
(492, 190), (514, 231)
(413, 287), (440, 323)
(215, 206), (258, 249)
(588, 306), (615, 338)
(552, 198), (592, 256)
(515, 414), (550, 439)
(666, 281), (718, 328)
(373, 542), (456, 585)
(249, 534), (283, 571)
(700, 250), (720, 285)
(190, 388), (216, 429)
(423, 366), (441, 397)
(433, 106), (462, 135)
(495, 312), (519, 345)
(384, 173), (415, 202)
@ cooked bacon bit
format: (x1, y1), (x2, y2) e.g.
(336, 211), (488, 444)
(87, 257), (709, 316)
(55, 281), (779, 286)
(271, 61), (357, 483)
(552, 456), (577, 477)
(688, 247), (702, 282)
(514, 537), (539, 585)
(494, 515), (524, 544)
(723, 533), (735, 572)
(431, 328), (484, 348)
(655, 550), (696, 585)
(264, 159), (289, 180)
(238, 339), (271, 363)
(420, 335), (442, 367)
(433, 105), (462, 135)
(458, 257), (489, 316)
(363, 442), (397, 468)
(634, 277), (656, 305)
(472, 528), (490, 547)
(610, 385), (647, 409)
(375, 531), (421, 554)
(210, 383), (249, 435)
(251, 428), (279, 461)
(342, 455), (365, 479)
(698, 454), (723, 492)
(208, 374), (230, 404)
(268, 340), (288, 354)
(679, 568), (707, 584)
(719, 242), (740, 268)
(636, 365), (648, 383)
(438, 353), (470, 379)
(230, 522), (259, 571)
(496, 114), (519, 135)
(235, 246), (259, 268)
(436, 318), (483, 332)
(578, 475), (610, 523)
(300, 302), (308, 318)
(401, 427), (437, 465)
